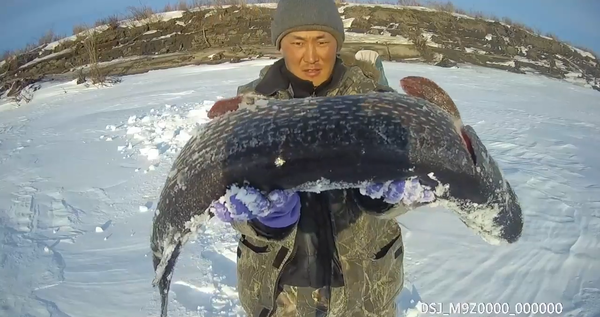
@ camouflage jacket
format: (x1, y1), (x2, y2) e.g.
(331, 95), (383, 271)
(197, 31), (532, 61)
(231, 57), (407, 317)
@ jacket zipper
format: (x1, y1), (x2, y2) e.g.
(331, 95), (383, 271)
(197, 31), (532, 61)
(270, 244), (297, 316)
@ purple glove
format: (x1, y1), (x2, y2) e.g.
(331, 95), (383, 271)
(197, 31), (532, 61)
(360, 177), (436, 204)
(209, 185), (301, 228)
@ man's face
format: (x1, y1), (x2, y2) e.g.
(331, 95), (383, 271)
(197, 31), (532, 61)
(280, 31), (338, 87)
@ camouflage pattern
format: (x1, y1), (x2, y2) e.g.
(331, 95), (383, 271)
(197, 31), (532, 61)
(231, 58), (407, 317)
(237, 56), (395, 98)
(354, 49), (390, 87)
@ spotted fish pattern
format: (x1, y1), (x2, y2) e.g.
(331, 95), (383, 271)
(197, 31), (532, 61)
(150, 71), (523, 316)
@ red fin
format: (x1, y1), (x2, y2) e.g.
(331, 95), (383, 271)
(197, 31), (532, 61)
(400, 76), (461, 120)
(401, 76), (477, 164)
(461, 128), (477, 164)
(207, 96), (242, 119)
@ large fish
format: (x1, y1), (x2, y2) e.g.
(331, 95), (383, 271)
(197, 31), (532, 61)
(150, 78), (523, 316)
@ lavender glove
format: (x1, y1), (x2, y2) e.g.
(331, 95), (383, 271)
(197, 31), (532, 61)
(360, 177), (436, 205)
(209, 185), (301, 228)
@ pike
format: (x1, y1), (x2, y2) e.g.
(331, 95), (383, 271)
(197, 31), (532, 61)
(150, 77), (523, 316)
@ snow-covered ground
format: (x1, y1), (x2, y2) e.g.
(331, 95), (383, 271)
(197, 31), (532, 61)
(1, 59), (599, 317)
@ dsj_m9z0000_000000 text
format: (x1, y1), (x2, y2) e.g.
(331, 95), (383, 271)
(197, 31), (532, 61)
(418, 301), (564, 315)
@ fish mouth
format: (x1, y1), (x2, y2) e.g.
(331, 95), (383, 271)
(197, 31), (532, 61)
(460, 125), (476, 164)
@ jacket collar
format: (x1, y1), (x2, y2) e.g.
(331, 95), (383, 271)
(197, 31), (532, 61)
(254, 58), (347, 98)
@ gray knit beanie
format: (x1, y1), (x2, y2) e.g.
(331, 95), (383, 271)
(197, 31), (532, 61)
(271, 0), (345, 51)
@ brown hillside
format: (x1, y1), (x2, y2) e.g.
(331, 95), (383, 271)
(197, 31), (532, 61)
(1, 2), (598, 104)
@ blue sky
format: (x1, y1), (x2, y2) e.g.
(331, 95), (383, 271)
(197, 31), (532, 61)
(1, 0), (599, 56)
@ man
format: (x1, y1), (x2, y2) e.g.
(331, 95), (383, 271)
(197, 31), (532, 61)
(209, 0), (433, 316)
(354, 49), (390, 86)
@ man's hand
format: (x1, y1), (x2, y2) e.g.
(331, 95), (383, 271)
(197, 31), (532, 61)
(360, 178), (436, 205)
(209, 185), (301, 228)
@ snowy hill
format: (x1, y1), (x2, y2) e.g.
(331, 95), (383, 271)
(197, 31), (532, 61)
(1, 59), (599, 317)
(1, 1), (599, 105)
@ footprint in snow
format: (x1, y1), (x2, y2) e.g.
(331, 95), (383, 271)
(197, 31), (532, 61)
(138, 201), (154, 213)
(95, 219), (112, 233)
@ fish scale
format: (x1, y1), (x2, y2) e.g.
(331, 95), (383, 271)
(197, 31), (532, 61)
(150, 91), (523, 317)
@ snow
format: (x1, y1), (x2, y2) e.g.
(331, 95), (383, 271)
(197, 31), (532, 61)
(420, 32), (440, 47)
(486, 60), (516, 68)
(340, 2), (437, 13)
(214, 177), (435, 223)
(339, 2), (478, 21)
(346, 31), (412, 44)
(570, 45), (596, 60)
(342, 17), (355, 29)
(212, 185), (274, 221)
(465, 47), (487, 55)
(518, 45), (530, 55)
(1, 59), (600, 317)
(123, 11), (185, 28)
(514, 55), (551, 68)
(70, 54), (183, 72)
(359, 178), (436, 204)
(43, 25), (112, 52)
(42, 35), (79, 51)
(252, 3), (277, 9)
(19, 48), (75, 70)
(563, 72), (591, 88)
(151, 32), (182, 41)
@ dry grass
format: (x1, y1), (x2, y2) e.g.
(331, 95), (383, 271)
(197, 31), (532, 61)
(509, 20), (535, 34)
(359, 0), (546, 37)
(407, 28), (434, 61)
(397, 0), (421, 5)
(176, 0), (191, 10)
(573, 45), (598, 58)
(427, 0), (454, 12)
(163, 3), (175, 11)
(159, 0), (252, 11)
(453, 7), (466, 15)
(1, 50), (13, 62)
(158, 0), (221, 12)
(95, 14), (121, 29)
(83, 30), (106, 85)
(38, 29), (64, 46)
(72, 24), (89, 35)
(2, 43), (37, 61)
(546, 32), (558, 40)
(363, 0), (600, 58)
(471, 11), (485, 19)
(2, 0), (598, 68)
(213, 0), (248, 6)
(501, 16), (513, 25)
(127, 5), (155, 21)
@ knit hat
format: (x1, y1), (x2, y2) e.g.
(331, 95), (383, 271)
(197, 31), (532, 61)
(271, 0), (345, 52)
